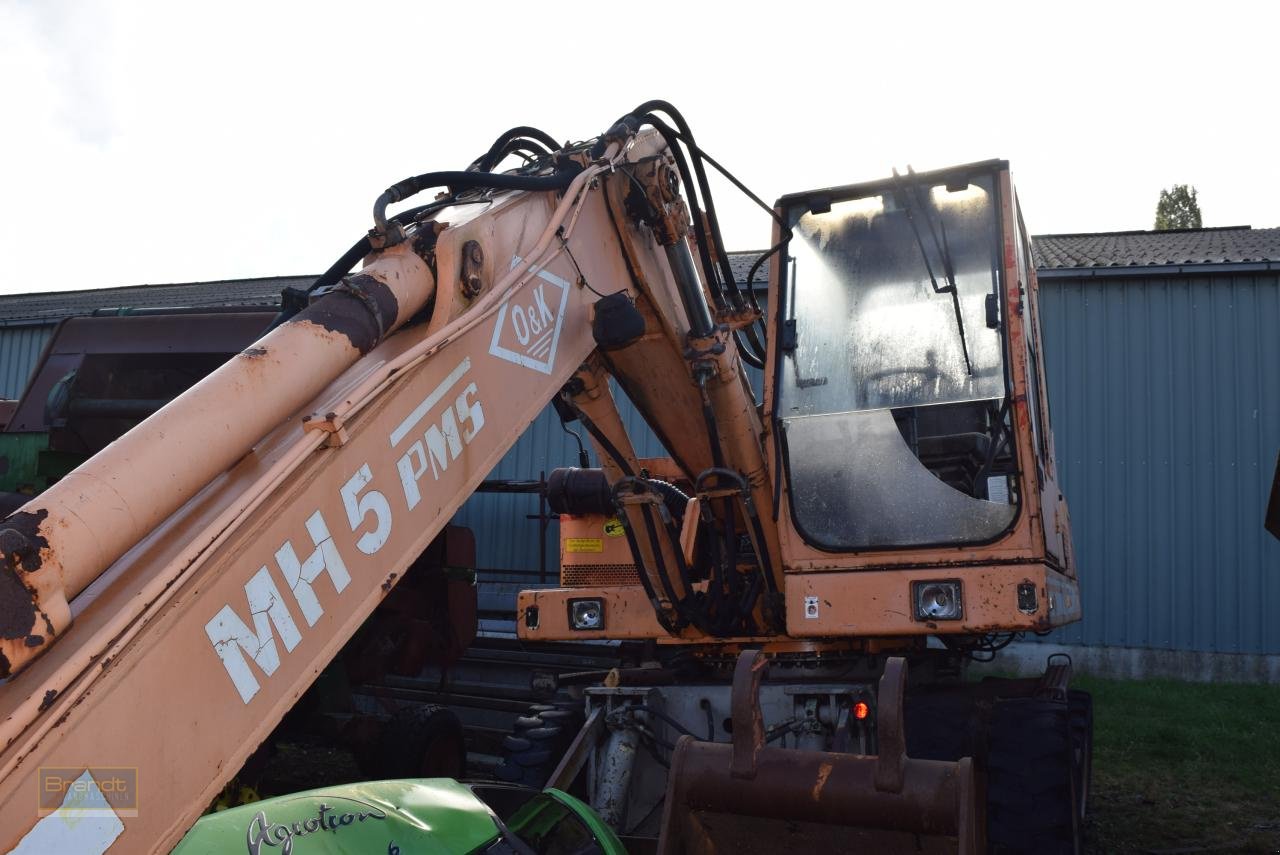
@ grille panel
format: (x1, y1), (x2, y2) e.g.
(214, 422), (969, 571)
(562, 563), (640, 587)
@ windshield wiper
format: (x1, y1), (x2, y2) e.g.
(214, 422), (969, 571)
(892, 168), (974, 376)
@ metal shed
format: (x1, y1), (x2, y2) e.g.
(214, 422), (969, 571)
(0, 276), (306, 398)
(0, 232), (1276, 678)
(1023, 227), (1280, 679)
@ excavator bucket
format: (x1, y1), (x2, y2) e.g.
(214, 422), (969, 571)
(656, 652), (981, 854)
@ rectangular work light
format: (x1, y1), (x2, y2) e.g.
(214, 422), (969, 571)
(912, 580), (963, 621)
(568, 598), (605, 631)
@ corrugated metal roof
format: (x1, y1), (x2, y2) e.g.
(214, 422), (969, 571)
(0, 276), (310, 326)
(0, 255), (771, 327)
(1033, 226), (1280, 270)
(729, 251), (771, 287)
(1, 226), (1271, 330)
(11, 223), (1271, 332)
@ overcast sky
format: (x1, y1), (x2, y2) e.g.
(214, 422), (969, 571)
(1, 1), (1276, 293)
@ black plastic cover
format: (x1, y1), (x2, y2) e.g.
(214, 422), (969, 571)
(546, 467), (613, 516)
(591, 293), (645, 350)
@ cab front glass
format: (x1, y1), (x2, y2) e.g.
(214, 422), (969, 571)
(776, 166), (1020, 551)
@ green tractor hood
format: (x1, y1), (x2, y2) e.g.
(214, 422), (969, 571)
(173, 778), (501, 855)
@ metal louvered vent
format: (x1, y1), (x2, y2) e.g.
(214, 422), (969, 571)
(561, 564), (640, 587)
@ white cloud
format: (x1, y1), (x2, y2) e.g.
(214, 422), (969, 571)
(0, 0), (1277, 292)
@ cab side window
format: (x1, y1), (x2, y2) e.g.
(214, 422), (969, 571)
(504, 793), (602, 855)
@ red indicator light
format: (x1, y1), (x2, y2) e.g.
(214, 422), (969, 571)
(853, 701), (870, 720)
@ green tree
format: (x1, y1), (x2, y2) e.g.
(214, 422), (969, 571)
(1154, 184), (1202, 230)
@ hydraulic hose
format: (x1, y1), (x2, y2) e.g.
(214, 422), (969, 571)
(373, 166), (581, 235)
(645, 120), (726, 312)
(640, 112), (768, 367)
(315, 237), (373, 293)
(611, 479), (682, 633)
(268, 198), (462, 332)
(475, 126), (561, 172)
(273, 166), (581, 333)
(632, 103), (744, 309)
(562, 399), (637, 479)
(638, 109), (784, 366)
(480, 139), (552, 171)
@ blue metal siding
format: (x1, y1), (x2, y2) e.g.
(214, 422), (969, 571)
(1, 277), (1275, 656)
(0, 325), (55, 399)
(1039, 274), (1280, 654)
(455, 384), (668, 582)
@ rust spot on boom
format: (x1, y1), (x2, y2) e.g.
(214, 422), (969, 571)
(0, 510), (51, 676)
(1, 510), (49, 574)
(289, 273), (400, 355)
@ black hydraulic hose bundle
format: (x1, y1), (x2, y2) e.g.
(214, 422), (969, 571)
(472, 125), (561, 172)
(610, 479), (683, 634)
(695, 467), (777, 634)
(636, 117), (767, 369)
(478, 139), (551, 170)
(274, 125), (567, 330)
(375, 125), (570, 234)
(624, 101), (779, 369)
(630, 102), (741, 307)
(562, 385), (768, 636)
(372, 167), (580, 236)
(557, 396), (687, 633)
(289, 105), (783, 367)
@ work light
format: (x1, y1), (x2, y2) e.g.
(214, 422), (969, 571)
(912, 580), (963, 621)
(568, 598), (605, 630)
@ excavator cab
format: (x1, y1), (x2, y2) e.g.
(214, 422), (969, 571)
(645, 162), (1083, 853)
(523, 158), (1077, 644)
(776, 164), (1017, 550)
(647, 163), (1083, 854)
(767, 160), (1078, 641)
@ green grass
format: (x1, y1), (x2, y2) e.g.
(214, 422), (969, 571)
(1077, 675), (1280, 854)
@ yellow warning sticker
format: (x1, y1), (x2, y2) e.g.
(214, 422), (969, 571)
(603, 517), (625, 538)
(565, 538), (604, 553)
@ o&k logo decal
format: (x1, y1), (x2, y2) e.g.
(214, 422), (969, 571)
(488, 256), (570, 374)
